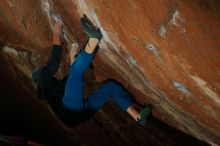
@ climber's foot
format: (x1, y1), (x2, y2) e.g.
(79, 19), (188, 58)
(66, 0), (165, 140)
(80, 14), (103, 41)
(138, 104), (153, 126)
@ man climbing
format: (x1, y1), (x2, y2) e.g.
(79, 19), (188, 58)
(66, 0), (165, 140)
(32, 15), (152, 127)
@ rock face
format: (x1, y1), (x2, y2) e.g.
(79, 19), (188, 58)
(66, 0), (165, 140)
(0, 0), (219, 145)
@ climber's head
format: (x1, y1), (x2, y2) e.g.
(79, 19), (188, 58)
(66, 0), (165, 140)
(32, 67), (43, 84)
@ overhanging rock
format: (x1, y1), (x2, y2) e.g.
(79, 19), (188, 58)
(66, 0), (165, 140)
(0, 0), (219, 145)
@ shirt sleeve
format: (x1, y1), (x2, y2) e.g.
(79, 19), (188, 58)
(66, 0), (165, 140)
(44, 45), (63, 79)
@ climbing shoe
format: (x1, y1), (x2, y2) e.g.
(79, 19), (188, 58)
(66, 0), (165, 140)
(138, 104), (152, 126)
(80, 14), (103, 41)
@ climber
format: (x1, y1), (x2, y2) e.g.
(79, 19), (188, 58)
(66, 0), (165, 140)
(32, 15), (152, 127)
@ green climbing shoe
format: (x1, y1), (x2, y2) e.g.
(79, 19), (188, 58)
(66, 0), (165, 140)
(80, 14), (103, 41)
(139, 104), (152, 126)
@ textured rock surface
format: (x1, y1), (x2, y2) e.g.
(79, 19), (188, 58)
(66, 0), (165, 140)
(0, 0), (219, 145)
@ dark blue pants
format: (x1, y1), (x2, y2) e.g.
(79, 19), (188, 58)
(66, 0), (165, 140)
(62, 49), (132, 113)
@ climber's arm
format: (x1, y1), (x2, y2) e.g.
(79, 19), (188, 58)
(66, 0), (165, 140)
(44, 19), (63, 78)
(44, 45), (63, 77)
(53, 19), (63, 45)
